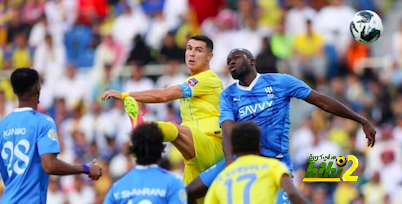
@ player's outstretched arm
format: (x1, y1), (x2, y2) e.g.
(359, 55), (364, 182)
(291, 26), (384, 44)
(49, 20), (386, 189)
(221, 120), (234, 166)
(41, 154), (102, 180)
(304, 90), (376, 147)
(281, 174), (310, 204)
(101, 85), (183, 103)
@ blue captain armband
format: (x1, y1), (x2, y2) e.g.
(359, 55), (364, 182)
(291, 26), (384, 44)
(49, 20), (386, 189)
(179, 82), (193, 98)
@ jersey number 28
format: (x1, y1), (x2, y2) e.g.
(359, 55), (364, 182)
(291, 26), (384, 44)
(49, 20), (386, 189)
(1, 139), (30, 177)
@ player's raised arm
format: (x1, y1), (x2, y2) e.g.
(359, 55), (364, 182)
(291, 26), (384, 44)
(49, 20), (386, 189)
(280, 174), (310, 204)
(304, 89), (376, 147)
(101, 85), (183, 103)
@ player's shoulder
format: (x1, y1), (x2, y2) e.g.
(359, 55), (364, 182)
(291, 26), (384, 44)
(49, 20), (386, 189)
(111, 168), (138, 187)
(187, 70), (221, 84)
(259, 73), (290, 81)
(221, 83), (238, 95)
(35, 112), (56, 125)
(0, 111), (14, 123)
(259, 157), (288, 169)
(157, 167), (183, 183)
(260, 73), (302, 87)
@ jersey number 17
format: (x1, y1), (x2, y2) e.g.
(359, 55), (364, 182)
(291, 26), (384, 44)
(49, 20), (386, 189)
(225, 173), (257, 204)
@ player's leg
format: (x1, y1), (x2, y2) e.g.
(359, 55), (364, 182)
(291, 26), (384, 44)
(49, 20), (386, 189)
(124, 97), (196, 160)
(276, 154), (295, 204)
(186, 158), (226, 202)
(157, 121), (195, 160)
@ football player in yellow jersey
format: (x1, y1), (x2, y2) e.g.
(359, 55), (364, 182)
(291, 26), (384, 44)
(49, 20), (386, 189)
(204, 122), (309, 204)
(102, 35), (224, 203)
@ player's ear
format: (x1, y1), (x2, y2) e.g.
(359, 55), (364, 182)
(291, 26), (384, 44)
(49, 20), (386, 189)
(249, 58), (256, 67)
(207, 52), (213, 62)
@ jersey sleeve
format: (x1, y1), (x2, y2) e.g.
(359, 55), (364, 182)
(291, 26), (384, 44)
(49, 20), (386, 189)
(179, 72), (219, 98)
(103, 186), (116, 204)
(281, 74), (312, 99)
(271, 161), (291, 189)
(204, 182), (220, 204)
(167, 176), (188, 204)
(37, 116), (60, 155)
(219, 91), (235, 125)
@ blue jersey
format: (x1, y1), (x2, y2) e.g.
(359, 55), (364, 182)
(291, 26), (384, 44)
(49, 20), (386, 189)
(0, 108), (60, 204)
(220, 73), (311, 157)
(103, 165), (187, 204)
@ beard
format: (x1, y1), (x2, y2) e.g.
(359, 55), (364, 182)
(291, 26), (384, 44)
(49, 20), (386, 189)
(230, 66), (249, 80)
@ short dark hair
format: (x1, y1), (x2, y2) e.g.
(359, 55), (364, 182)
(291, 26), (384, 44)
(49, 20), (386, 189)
(231, 122), (261, 154)
(11, 68), (40, 97)
(129, 123), (166, 165)
(228, 48), (254, 59)
(190, 35), (213, 52)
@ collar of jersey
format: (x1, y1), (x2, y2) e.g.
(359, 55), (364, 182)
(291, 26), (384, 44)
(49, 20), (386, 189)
(135, 164), (158, 169)
(236, 73), (260, 91)
(14, 107), (34, 112)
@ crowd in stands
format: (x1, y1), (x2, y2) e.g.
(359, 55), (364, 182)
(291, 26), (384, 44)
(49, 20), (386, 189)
(0, 0), (402, 203)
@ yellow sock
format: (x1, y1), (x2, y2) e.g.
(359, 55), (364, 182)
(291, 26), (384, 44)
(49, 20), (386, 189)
(156, 121), (178, 142)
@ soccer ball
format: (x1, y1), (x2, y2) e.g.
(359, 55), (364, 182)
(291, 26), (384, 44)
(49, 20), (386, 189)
(350, 10), (383, 44)
(336, 156), (347, 167)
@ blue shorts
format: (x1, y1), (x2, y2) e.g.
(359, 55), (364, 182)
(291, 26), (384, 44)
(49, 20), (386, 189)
(199, 154), (294, 204)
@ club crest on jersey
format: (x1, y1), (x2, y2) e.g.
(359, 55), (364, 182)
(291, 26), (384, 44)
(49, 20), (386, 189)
(187, 78), (198, 86)
(47, 129), (58, 141)
(180, 189), (187, 203)
(265, 86), (275, 99)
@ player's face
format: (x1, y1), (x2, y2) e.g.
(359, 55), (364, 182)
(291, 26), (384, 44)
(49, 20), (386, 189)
(185, 39), (213, 72)
(227, 52), (250, 79)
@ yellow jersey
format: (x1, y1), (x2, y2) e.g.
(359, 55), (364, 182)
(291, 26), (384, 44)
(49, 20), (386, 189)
(204, 155), (290, 204)
(180, 69), (223, 137)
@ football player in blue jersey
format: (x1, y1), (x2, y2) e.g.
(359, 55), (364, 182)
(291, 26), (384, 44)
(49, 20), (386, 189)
(0, 68), (102, 204)
(103, 122), (187, 204)
(186, 48), (376, 203)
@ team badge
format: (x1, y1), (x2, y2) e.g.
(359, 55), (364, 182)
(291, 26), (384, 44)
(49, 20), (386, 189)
(48, 129), (58, 141)
(179, 189), (187, 203)
(187, 78), (198, 86)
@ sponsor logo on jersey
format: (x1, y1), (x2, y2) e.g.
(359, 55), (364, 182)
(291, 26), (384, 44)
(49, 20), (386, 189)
(239, 101), (273, 117)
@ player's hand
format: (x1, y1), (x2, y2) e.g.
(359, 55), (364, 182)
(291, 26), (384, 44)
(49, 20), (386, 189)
(362, 120), (376, 147)
(87, 159), (102, 180)
(101, 89), (122, 101)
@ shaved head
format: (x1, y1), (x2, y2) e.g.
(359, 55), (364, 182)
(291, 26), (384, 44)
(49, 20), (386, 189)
(227, 48), (256, 80)
(228, 48), (254, 59)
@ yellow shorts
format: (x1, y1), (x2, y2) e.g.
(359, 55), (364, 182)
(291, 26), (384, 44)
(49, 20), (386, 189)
(182, 126), (224, 203)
